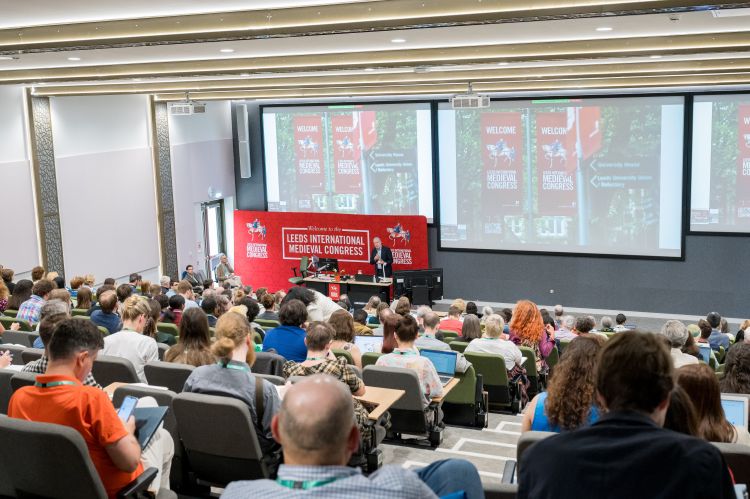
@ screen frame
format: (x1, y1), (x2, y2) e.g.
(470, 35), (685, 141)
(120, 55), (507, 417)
(687, 89), (750, 237)
(434, 92), (689, 261)
(259, 99), (436, 221)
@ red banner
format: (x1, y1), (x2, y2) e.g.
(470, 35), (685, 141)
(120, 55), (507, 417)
(579, 106), (602, 160)
(536, 112), (577, 215)
(737, 104), (750, 220)
(294, 115), (325, 198)
(481, 112), (523, 215)
(332, 114), (363, 194)
(234, 211), (429, 291)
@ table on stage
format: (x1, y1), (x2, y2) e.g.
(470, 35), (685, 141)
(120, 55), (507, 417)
(303, 276), (393, 305)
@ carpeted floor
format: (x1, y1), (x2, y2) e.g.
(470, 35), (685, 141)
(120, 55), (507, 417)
(383, 412), (523, 485)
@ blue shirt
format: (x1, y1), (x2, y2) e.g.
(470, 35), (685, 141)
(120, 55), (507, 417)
(90, 309), (122, 335)
(708, 330), (730, 351)
(531, 391), (599, 433)
(262, 325), (307, 362)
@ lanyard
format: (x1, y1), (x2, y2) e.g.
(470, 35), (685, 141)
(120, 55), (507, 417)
(395, 349), (417, 356)
(34, 380), (78, 388)
(276, 477), (340, 490)
(306, 356), (327, 361)
(217, 361), (250, 372)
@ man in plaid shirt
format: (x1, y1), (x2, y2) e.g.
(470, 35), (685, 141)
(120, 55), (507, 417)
(222, 375), (483, 499)
(16, 279), (55, 325)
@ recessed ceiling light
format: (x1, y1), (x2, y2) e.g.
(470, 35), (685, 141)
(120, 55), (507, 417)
(0, 56), (14, 61)
(240, 73), (250, 77)
(364, 68), (375, 72)
(596, 27), (613, 32)
(650, 55), (663, 59)
(67, 56), (81, 61)
(220, 48), (235, 53)
(132, 78), (142, 82)
(497, 62), (509, 66)
(391, 38), (406, 43)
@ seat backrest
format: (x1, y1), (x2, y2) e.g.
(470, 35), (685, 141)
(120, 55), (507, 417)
(10, 372), (37, 392)
(442, 365), (477, 405)
(156, 343), (169, 361)
(144, 361), (195, 393)
(332, 348), (354, 365)
(91, 355), (140, 386)
(0, 416), (107, 498)
(449, 341), (469, 353)
(0, 317), (32, 332)
(172, 392), (268, 486)
(362, 365), (424, 411)
(21, 348), (44, 364)
(545, 347), (560, 371)
(71, 308), (88, 317)
(439, 330), (459, 340)
(156, 322), (179, 337)
(713, 442), (750, 485)
(255, 319), (280, 328)
(3, 309), (17, 318)
(113, 385), (179, 437)
(2, 331), (39, 348)
(0, 344), (27, 365)
(558, 339), (571, 355)
(253, 351), (286, 376)
(464, 352), (510, 387)
(254, 373), (285, 386)
(517, 431), (555, 475)
(518, 346), (539, 377)
(361, 351), (383, 368)
(0, 369), (16, 414)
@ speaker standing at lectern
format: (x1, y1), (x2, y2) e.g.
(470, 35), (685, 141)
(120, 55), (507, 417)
(370, 237), (393, 278)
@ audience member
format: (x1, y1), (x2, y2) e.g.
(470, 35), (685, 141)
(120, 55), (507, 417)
(415, 312), (450, 351)
(697, 319), (712, 344)
(148, 283), (162, 297)
(465, 314), (523, 374)
(90, 290), (122, 335)
(139, 280), (152, 298)
(707, 311), (730, 351)
(238, 297), (265, 339)
(222, 375), (483, 499)
(52, 275), (65, 290)
(676, 363), (750, 445)
(364, 296), (381, 324)
(663, 386), (700, 437)
(17, 279), (55, 325)
(128, 273), (142, 294)
(720, 342), (750, 394)
(68, 276), (84, 299)
(257, 293), (279, 322)
(555, 315), (577, 341)
(518, 331), (735, 499)
(352, 309), (372, 336)
(380, 313), (399, 354)
(31, 299), (70, 348)
(103, 278), (116, 286)
(165, 307), (215, 367)
(162, 294), (185, 326)
(394, 296), (411, 317)
(306, 289), (344, 322)
(509, 300), (555, 373)
(599, 316), (614, 332)
(200, 296), (219, 326)
(439, 305), (464, 334)
(459, 314), (482, 342)
(10, 318), (173, 497)
(75, 286), (93, 310)
(376, 315), (443, 417)
(282, 322), (377, 449)
(1, 268), (15, 295)
(553, 304), (564, 327)
(7, 279), (32, 311)
(263, 299), (308, 362)
(372, 305), (392, 336)
(659, 320), (699, 368)
(465, 301), (479, 317)
(522, 335), (604, 432)
(480, 306), (494, 324)
(87, 284), (115, 316)
(613, 313), (628, 332)
(328, 309), (362, 368)
(682, 329), (702, 361)
(182, 265), (202, 292)
(159, 276), (172, 296)
(451, 298), (467, 315)
(338, 294), (353, 313)
(49, 288), (72, 312)
(0, 281), (8, 313)
(102, 296), (159, 382)
(140, 298), (174, 346)
(30, 266), (45, 283)
(177, 280), (199, 310)
(184, 311), (281, 468)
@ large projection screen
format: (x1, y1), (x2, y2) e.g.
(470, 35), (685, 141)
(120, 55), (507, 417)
(438, 96), (685, 258)
(691, 93), (750, 233)
(262, 102), (433, 221)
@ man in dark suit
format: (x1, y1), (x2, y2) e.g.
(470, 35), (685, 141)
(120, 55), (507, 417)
(369, 237), (393, 278)
(519, 331), (735, 499)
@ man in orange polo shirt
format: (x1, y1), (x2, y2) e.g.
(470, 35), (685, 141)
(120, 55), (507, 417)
(9, 318), (144, 498)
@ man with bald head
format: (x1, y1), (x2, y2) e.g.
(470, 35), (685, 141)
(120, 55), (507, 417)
(222, 375), (483, 498)
(369, 237), (393, 278)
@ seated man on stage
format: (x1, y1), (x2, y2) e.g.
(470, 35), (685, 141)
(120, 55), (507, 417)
(215, 254), (242, 288)
(369, 237), (393, 279)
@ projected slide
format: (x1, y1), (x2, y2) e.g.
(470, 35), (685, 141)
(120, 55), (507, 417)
(691, 94), (750, 233)
(263, 102), (433, 220)
(438, 96), (684, 258)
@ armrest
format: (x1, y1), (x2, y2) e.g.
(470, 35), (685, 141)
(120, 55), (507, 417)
(502, 460), (516, 484)
(116, 467), (158, 499)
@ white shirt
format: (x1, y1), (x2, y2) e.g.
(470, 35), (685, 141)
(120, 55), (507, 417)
(670, 347), (699, 369)
(102, 329), (159, 383)
(183, 298), (200, 310)
(306, 290), (344, 322)
(465, 337), (522, 371)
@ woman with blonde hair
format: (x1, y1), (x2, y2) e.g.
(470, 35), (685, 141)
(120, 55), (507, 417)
(83, 274), (96, 289)
(101, 296), (159, 382)
(509, 299), (555, 372)
(183, 311), (281, 468)
(394, 296), (411, 317)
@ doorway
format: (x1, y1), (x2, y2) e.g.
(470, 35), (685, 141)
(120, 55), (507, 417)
(201, 199), (226, 281)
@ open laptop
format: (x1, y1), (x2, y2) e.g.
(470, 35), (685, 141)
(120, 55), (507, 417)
(420, 349), (457, 386)
(698, 344), (713, 364)
(354, 335), (383, 353)
(721, 394), (749, 428)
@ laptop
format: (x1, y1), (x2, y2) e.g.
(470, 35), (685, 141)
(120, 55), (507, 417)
(354, 273), (376, 283)
(420, 349), (457, 386)
(132, 406), (169, 449)
(698, 344), (713, 364)
(354, 335), (383, 353)
(721, 394), (749, 428)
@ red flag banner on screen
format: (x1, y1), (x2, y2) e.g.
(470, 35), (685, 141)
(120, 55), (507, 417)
(481, 112), (523, 215)
(536, 112), (577, 215)
(579, 106), (602, 160)
(737, 104), (750, 220)
(294, 114), (325, 195)
(332, 113), (363, 194)
(360, 111), (378, 151)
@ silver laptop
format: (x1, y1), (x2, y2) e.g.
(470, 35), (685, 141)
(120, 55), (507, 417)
(354, 335), (383, 354)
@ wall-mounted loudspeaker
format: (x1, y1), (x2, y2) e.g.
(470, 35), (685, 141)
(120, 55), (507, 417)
(236, 104), (251, 179)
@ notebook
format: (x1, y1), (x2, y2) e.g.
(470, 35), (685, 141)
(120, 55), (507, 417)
(420, 349), (457, 386)
(354, 335), (383, 353)
(721, 395), (749, 428)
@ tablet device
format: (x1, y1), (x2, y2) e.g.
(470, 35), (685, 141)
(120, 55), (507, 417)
(133, 406), (169, 449)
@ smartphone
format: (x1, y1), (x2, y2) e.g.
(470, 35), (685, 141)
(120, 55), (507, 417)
(117, 396), (138, 423)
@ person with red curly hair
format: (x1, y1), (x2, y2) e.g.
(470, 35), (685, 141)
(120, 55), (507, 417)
(509, 299), (556, 372)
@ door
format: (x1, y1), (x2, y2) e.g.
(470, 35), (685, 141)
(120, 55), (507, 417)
(201, 200), (226, 280)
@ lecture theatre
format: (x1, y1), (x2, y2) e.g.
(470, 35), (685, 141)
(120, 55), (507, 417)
(2, 2), (750, 498)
